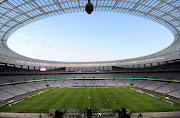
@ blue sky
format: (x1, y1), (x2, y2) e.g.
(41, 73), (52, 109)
(8, 12), (173, 62)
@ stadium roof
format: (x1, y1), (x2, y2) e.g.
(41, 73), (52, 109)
(0, 0), (179, 67)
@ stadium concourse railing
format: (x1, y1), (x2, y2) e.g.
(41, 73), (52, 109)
(1, 77), (179, 86)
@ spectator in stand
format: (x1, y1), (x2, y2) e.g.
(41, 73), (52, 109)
(39, 114), (42, 118)
(138, 113), (142, 117)
(120, 108), (131, 118)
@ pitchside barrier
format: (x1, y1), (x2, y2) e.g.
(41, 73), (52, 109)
(100, 109), (113, 116)
(66, 109), (80, 116)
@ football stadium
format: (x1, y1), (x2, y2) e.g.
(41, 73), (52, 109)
(0, 0), (180, 118)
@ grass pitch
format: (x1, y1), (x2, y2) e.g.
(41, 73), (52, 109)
(0, 87), (180, 113)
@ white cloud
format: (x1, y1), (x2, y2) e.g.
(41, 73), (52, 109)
(34, 30), (47, 40)
(34, 30), (40, 33)
(40, 37), (47, 40)
(43, 41), (56, 48)
(34, 35), (38, 38)
(16, 34), (29, 39)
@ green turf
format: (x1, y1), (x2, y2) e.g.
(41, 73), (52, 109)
(0, 87), (180, 113)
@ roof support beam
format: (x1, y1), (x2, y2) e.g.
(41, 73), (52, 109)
(32, 0), (46, 13)
(53, 0), (65, 13)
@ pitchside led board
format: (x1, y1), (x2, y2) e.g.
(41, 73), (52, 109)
(40, 67), (47, 72)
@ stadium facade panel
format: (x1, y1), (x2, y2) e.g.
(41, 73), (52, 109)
(0, 0), (179, 67)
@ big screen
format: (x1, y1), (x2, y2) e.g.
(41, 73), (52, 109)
(40, 67), (47, 71)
